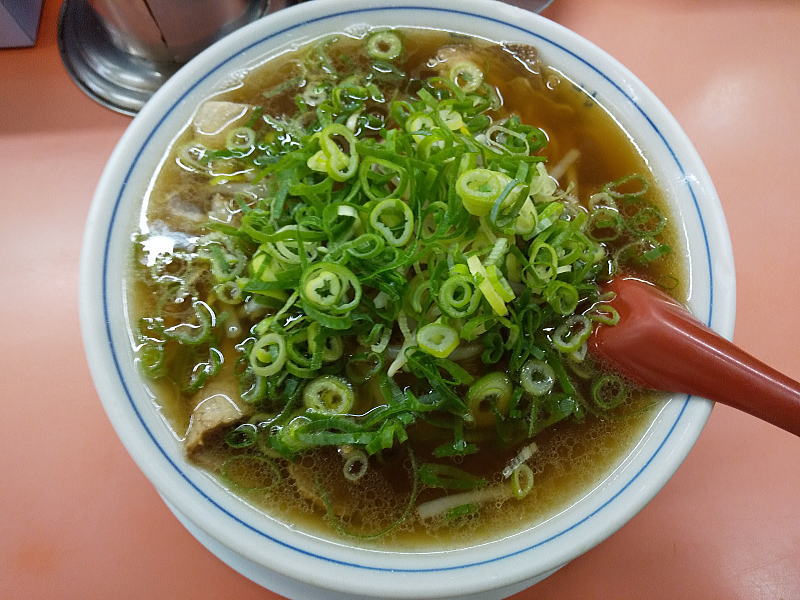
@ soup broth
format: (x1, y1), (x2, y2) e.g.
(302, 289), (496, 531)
(131, 29), (684, 549)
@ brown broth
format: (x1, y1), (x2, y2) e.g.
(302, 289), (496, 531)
(133, 29), (685, 550)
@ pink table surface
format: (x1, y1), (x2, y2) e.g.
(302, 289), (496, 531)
(1, 1), (798, 598)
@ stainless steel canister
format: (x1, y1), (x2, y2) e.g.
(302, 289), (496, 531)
(58, 0), (270, 114)
(89, 0), (268, 64)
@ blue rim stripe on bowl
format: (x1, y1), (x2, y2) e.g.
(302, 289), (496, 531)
(101, 6), (714, 573)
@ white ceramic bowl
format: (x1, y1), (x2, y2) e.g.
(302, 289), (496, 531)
(80, 1), (736, 598)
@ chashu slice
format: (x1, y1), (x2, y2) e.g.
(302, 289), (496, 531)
(192, 101), (253, 149)
(184, 367), (253, 455)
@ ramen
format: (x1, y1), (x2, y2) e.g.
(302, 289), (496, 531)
(130, 29), (683, 548)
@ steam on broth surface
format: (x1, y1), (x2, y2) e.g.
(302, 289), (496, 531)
(131, 29), (684, 549)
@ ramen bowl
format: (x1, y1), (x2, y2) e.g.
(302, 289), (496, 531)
(80, 0), (735, 598)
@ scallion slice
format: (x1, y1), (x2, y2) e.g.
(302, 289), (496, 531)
(163, 300), (215, 345)
(437, 274), (481, 318)
(417, 323), (460, 359)
(467, 254), (508, 316)
(226, 126), (256, 151)
(303, 375), (355, 415)
(509, 463), (534, 499)
(591, 374), (627, 410)
(456, 168), (509, 217)
(300, 263), (362, 316)
(466, 372), (512, 427)
(527, 240), (559, 288)
(520, 359), (555, 396)
(317, 123), (359, 181)
(369, 198), (414, 246)
(250, 332), (287, 377)
(551, 315), (592, 354)
(365, 31), (402, 61)
(418, 463), (486, 491)
(588, 304), (620, 326)
(544, 280), (579, 315)
(449, 61), (484, 93)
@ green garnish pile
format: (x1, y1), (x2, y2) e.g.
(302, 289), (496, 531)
(134, 31), (672, 466)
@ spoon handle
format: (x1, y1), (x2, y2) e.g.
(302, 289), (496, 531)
(590, 278), (800, 437)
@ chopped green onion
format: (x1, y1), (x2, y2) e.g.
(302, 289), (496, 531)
(369, 198), (414, 246)
(588, 304), (620, 326)
(527, 241), (559, 288)
(456, 168), (510, 217)
(531, 201), (563, 235)
(591, 374), (627, 410)
(509, 464), (534, 499)
(544, 280), (579, 315)
(485, 265), (515, 303)
(467, 254), (508, 316)
(614, 238), (671, 269)
(466, 372), (512, 427)
(485, 238), (509, 267)
(445, 503), (479, 520)
(437, 274), (481, 318)
(641, 243), (671, 263)
(365, 31), (402, 61)
(321, 333), (343, 362)
(450, 60), (484, 93)
(342, 449), (369, 481)
(514, 198), (538, 236)
(438, 108), (465, 131)
(239, 371), (267, 405)
(350, 234), (387, 260)
(316, 123), (359, 181)
(626, 205), (666, 236)
(216, 285), (244, 310)
(163, 300), (214, 345)
(224, 423), (258, 448)
(587, 207), (624, 242)
(418, 463), (486, 490)
(551, 315), (592, 353)
(137, 340), (166, 379)
(603, 173), (649, 199)
(226, 126), (256, 151)
(181, 346), (224, 393)
(406, 111), (436, 141)
(300, 262), (362, 318)
(486, 124), (530, 155)
(417, 323), (460, 358)
(250, 332), (287, 377)
(303, 375), (355, 414)
(359, 156), (407, 201)
(520, 359), (555, 396)
(277, 416), (312, 453)
(588, 192), (617, 211)
(502, 442), (538, 478)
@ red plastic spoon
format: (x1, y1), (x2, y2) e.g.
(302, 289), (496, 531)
(588, 277), (800, 436)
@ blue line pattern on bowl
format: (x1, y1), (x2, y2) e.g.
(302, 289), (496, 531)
(101, 5), (714, 573)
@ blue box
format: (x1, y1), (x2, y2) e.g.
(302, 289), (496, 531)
(0, 0), (44, 47)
